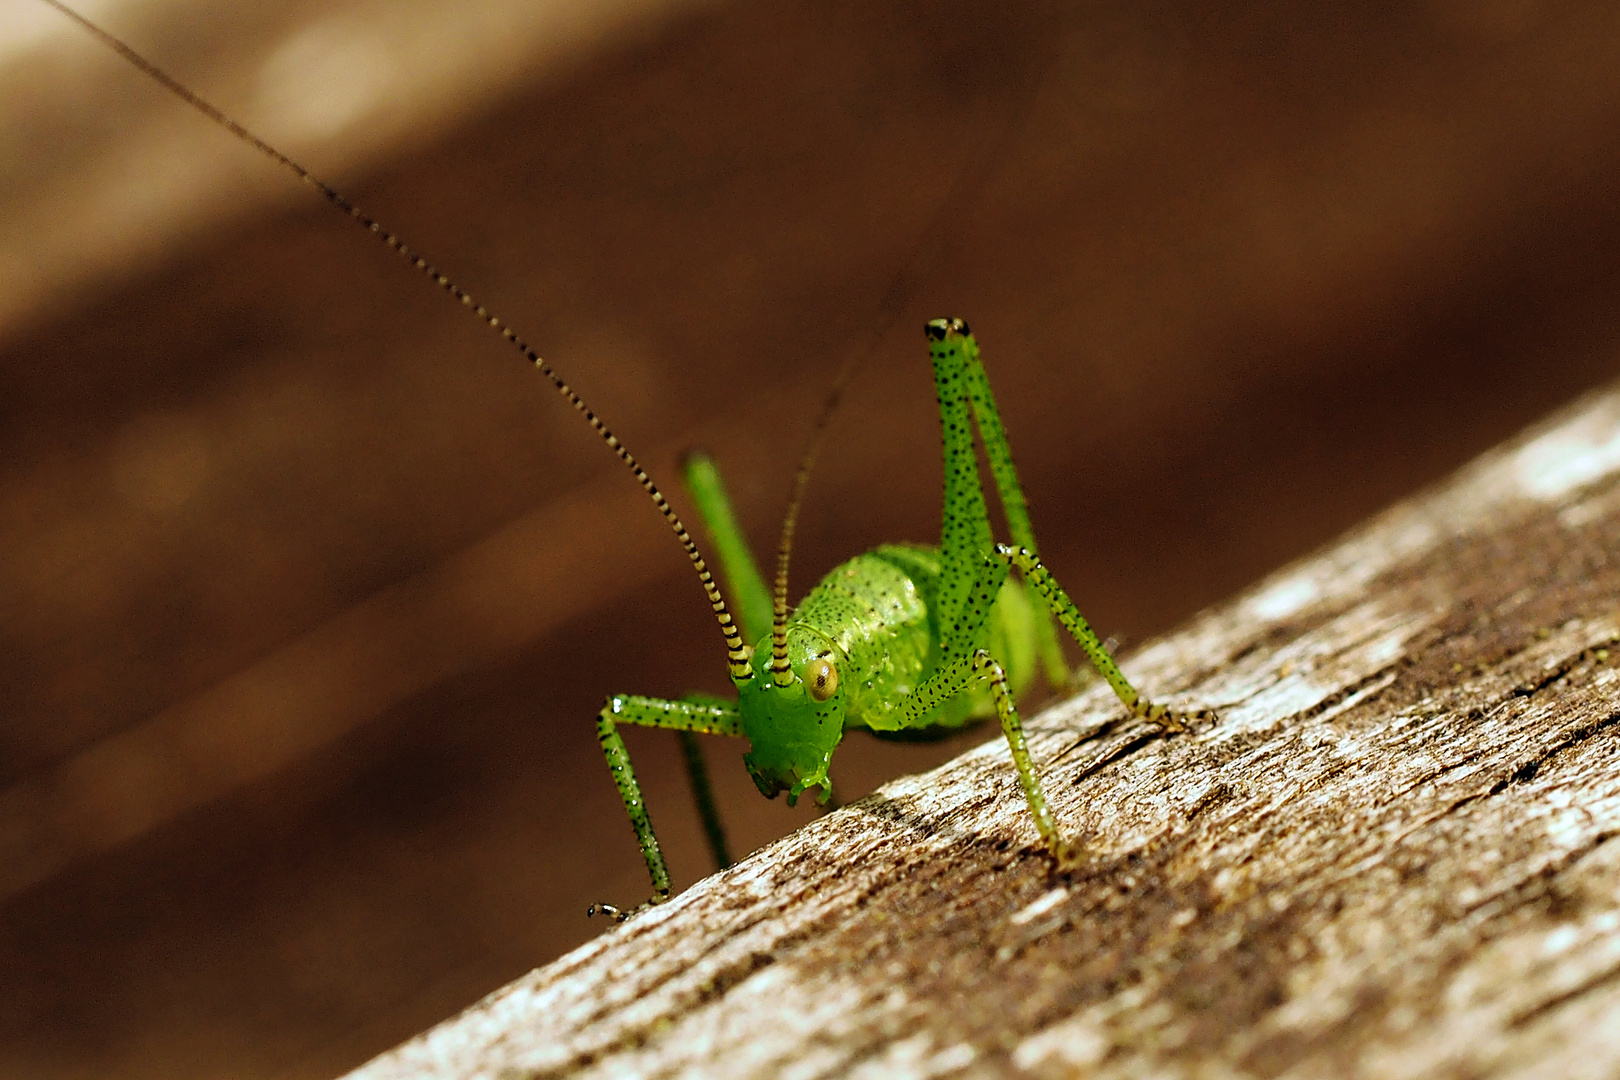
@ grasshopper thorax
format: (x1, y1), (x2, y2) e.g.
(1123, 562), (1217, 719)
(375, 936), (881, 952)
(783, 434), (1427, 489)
(736, 627), (846, 805)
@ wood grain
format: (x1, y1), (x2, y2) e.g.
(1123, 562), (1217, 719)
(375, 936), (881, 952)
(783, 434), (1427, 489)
(349, 386), (1620, 1079)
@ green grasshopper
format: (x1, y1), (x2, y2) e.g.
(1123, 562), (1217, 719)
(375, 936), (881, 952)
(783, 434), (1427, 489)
(49, 0), (1213, 922)
(590, 318), (1213, 918)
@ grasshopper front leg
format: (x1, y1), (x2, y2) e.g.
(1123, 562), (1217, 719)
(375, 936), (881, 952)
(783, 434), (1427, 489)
(591, 695), (743, 920)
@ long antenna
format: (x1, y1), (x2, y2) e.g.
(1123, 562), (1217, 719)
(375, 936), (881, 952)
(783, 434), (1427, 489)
(766, 373), (848, 685)
(44, 0), (754, 681)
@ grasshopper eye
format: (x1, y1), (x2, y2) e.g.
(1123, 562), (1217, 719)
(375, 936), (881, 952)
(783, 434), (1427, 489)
(805, 657), (839, 701)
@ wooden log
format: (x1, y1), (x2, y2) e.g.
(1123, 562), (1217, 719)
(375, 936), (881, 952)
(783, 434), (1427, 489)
(347, 385), (1620, 1080)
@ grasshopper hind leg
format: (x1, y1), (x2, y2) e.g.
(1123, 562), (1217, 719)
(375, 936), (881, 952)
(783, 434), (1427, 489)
(922, 321), (1213, 865)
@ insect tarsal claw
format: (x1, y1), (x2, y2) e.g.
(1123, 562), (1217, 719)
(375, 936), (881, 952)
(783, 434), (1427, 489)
(1051, 837), (1088, 872)
(587, 899), (660, 923)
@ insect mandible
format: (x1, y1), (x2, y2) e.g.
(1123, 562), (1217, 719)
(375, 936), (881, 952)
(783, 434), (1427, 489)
(46, 0), (1217, 922)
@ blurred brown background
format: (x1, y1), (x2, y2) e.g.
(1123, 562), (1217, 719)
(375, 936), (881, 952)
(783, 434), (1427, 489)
(5, 0), (1620, 1076)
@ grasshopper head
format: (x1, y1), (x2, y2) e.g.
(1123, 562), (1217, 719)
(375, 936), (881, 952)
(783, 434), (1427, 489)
(735, 629), (846, 805)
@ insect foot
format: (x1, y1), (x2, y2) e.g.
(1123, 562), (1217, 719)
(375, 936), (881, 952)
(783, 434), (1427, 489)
(1135, 696), (1220, 735)
(1050, 836), (1089, 872)
(586, 900), (656, 923)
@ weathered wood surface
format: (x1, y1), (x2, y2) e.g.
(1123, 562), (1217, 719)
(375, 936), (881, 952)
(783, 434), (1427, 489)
(348, 386), (1620, 1080)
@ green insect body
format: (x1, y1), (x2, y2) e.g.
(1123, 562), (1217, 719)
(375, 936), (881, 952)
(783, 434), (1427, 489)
(48, 0), (1213, 925)
(592, 320), (1213, 919)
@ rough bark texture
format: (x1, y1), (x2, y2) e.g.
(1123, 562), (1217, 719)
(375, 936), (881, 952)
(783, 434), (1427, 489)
(347, 387), (1620, 1080)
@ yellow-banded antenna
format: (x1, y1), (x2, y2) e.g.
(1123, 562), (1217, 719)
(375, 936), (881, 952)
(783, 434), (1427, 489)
(767, 362), (854, 686)
(44, 0), (754, 681)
